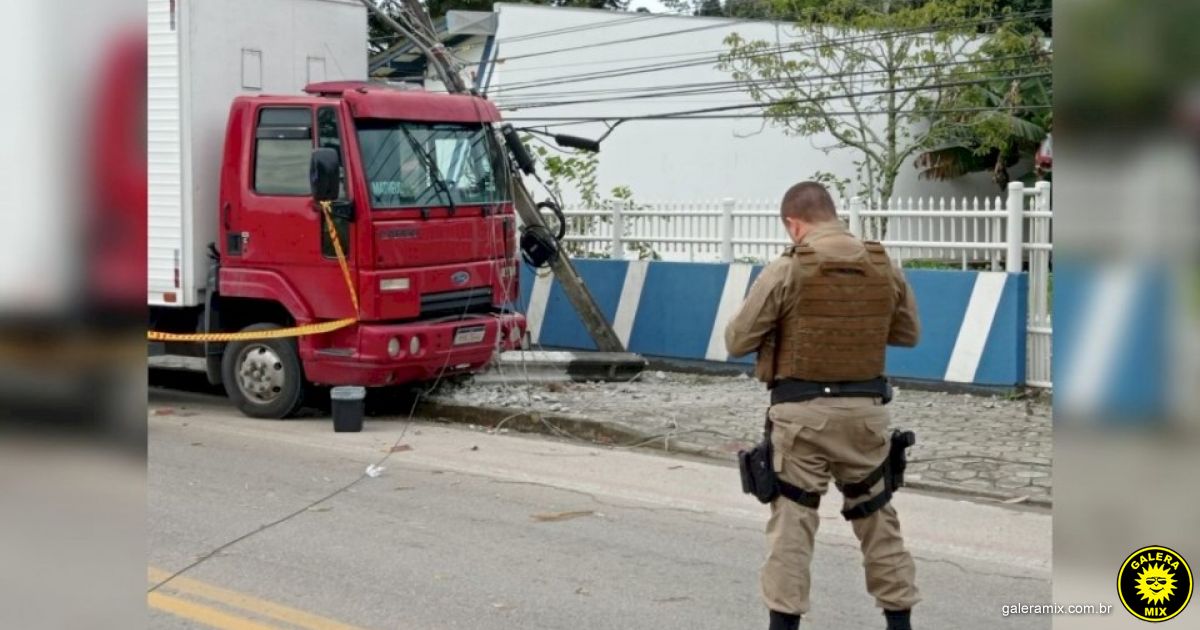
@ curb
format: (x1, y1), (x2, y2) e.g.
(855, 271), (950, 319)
(417, 399), (1053, 509)
(477, 351), (648, 384)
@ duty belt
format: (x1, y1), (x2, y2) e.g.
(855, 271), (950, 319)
(769, 376), (892, 406)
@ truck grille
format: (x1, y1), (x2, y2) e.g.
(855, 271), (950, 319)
(420, 287), (494, 318)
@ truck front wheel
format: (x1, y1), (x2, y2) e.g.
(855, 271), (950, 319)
(221, 324), (305, 419)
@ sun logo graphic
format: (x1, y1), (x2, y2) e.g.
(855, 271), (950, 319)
(1136, 564), (1177, 605)
(1118, 545), (1193, 622)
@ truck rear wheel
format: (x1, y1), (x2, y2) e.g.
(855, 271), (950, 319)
(221, 324), (305, 419)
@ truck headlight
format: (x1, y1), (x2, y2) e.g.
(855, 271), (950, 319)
(380, 278), (410, 292)
(388, 337), (401, 358)
(409, 336), (421, 355)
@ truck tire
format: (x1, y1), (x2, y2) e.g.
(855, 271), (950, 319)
(221, 324), (305, 419)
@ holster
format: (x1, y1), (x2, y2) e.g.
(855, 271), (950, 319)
(837, 429), (916, 520)
(888, 429), (916, 491)
(738, 444), (777, 504)
(738, 416), (821, 509)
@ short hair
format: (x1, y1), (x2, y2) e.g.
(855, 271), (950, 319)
(780, 182), (837, 222)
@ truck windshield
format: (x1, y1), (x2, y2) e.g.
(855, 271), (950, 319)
(357, 121), (508, 209)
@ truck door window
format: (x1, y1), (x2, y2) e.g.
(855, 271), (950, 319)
(253, 107), (313, 196)
(316, 107), (351, 259)
(316, 107), (347, 199)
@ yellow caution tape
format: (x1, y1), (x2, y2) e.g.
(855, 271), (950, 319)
(146, 317), (357, 342)
(322, 199), (359, 314)
(147, 201), (358, 343)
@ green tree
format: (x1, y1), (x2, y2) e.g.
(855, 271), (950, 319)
(914, 19), (1051, 190)
(695, 0), (725, 17)
(718, 0), (1045, 203)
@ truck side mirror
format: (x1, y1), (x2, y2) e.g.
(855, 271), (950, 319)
(309, 147), (340, 202)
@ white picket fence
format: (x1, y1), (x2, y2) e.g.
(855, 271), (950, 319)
(553, 182), (1053, 388)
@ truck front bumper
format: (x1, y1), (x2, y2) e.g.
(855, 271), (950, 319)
(302, 312), (526, 387)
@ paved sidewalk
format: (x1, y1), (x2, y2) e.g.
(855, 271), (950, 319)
(433, 371), (1052, 505)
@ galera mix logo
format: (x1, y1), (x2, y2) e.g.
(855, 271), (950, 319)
(1117, 545), (1193, 622)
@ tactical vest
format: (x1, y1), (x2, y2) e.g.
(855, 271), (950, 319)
(773, 241), (897, 382)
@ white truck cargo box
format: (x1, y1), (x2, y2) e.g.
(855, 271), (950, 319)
(147, 0), (367, 307)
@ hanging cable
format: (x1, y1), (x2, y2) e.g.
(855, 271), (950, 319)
(502, 104), (1054, 126)
(491, 52), (1048, 102)
(488, 10), (1050, 94)
(493, 59), (1051, 110)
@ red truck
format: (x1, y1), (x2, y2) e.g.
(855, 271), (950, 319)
(147, 0), (524, 418)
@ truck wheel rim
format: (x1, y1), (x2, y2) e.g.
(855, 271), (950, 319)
(235, 344), (287, 405)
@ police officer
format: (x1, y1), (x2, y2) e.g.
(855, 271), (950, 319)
(725, 182), (921, 630)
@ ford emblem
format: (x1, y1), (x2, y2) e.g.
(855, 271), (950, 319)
(451, 271), (470, 286)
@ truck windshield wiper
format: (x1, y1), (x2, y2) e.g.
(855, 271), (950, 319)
(398, 125), (456, 214)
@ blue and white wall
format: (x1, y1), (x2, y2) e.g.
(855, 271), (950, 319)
(1054, 262), (1169, 421)
(519, 260), (1028, 387)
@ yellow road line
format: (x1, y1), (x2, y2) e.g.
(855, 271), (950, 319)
(148, 591), (280, 630)
(149, 567), (366, 630)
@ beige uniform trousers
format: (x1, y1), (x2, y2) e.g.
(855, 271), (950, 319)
(761, 397), (921, 615)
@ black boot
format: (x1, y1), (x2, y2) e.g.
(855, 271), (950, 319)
(769, 610), (800, 630)
(884, 609), (912, 630)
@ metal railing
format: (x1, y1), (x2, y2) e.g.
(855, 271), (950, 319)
(546, 182), (1053, 387)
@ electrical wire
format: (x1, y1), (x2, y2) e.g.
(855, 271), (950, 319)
(497, 19), (750, 63)
(490, 51), (1048, 102)
(496, 71), (1051, 124)
(496, 12), (671, 44)
(503, 103), (1053, 126)
(493, 58), (1051, 110)
(487, 9), (1049, 94)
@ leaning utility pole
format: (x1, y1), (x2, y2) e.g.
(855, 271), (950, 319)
(360, 0), (625, 352)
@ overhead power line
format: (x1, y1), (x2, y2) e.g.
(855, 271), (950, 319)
(495, 12), (670, 44)
(497, 19), (748, 63)
(491, 53), (1049, 108)
(487, 9), (1050, 94)
(496, 71), (1052, 122)
(496, 4), (829, 46)
(505, 104), (1054, 127)
(370, 11), (675, 43)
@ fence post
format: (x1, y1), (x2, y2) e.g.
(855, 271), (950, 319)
(848, 196), (863, 238)
(611, 200), (626, 260)
(720, 197), (736, 263)
(1035, 180), (1051, 211)
(1005, 182), (1024, 273)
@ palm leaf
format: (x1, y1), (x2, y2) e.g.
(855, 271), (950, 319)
(915, 146), (995, 181)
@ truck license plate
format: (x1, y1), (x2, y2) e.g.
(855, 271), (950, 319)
(453, 325), (486, 346)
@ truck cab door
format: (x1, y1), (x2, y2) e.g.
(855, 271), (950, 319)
(234, 104), (357, 320)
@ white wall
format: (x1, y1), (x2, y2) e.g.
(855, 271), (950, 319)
(484, 4), (1001, 205)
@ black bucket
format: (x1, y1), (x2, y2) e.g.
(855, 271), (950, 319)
(330, 386), (366, 433)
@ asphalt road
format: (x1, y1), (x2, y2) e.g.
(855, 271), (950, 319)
(148, 386), (1051, 630)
